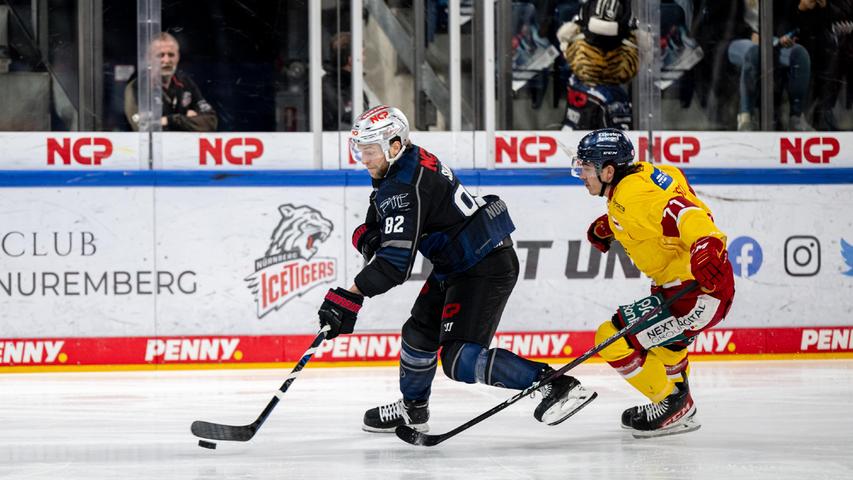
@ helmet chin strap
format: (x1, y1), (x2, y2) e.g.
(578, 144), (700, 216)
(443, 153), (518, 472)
(384, 144), (407, 165)
(378, 145), (406, 179)
(596, 168), (611, 197)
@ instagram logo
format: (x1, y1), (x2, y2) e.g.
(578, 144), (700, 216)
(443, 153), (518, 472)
(785, 236), (821, 277)
(728, 236), (763, 278)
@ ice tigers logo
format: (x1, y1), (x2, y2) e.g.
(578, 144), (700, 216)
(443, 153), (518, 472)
(265, 204), (334, 260)
(246, 204), (337, 319)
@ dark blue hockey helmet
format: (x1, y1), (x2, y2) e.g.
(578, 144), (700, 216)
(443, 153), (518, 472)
(571, 128), (635, 178)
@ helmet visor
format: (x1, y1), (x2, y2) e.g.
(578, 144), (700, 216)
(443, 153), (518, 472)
(571, 156), (598, 178)
(349, 138), (363, 165)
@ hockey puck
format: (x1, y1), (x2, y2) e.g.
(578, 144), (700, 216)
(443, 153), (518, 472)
(198, 439), (217, 450)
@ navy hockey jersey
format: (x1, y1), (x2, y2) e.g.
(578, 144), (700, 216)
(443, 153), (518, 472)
(353, 145), (515, 297)
(563, 74), (632, 130)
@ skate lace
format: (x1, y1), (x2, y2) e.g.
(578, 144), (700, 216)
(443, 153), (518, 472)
(378, 399), (411, 424)
(530, 382), (552, 400)
(639, 399), (669, 421)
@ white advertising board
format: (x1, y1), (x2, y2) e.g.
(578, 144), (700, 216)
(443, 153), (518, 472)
(2, 181), (851, 340)
(1, 131), (851, 170)
(0, 132), (142, 169)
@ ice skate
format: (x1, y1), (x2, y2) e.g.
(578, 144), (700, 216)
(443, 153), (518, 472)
(533, 370), (597, 426)
(621, 383), (700, 438)
(362, 398), (429, 433)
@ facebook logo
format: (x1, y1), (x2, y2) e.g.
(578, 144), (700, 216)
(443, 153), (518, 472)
(728, 236), (763, 278)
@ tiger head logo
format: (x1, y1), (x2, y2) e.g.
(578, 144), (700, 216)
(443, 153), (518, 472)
(247, 204), (338, 319)
(265, 204), (334, 260)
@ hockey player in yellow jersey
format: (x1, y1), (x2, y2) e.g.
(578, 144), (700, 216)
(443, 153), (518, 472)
(572, 128), (735, 438)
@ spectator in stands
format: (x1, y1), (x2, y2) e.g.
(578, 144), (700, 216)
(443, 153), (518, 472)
(556, 0), (637, 130)
(797, 0), (846, 130)
(727, 0), (812, 131)
(323, 32), (368, 131)
(659, 1), (704, 107)
(124, 32), (218, 131)
(826, 1), (853, 128)
(511, 2), (558, 110)
(691, 0), (751, 127)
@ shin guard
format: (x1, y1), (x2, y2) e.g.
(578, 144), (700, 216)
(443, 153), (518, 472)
(399, 340), (438, 402)
(441, 342), (547, 390)
(595, 319), (681, 402)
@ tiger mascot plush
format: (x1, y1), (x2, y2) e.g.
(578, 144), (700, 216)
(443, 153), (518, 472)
(558, 0), (638, 130)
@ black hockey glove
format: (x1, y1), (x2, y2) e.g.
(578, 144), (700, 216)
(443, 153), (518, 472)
(318, 287), (364, 340)
(352, 222), (381, 262)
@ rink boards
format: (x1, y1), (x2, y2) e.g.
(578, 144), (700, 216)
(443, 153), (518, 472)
(1, 168), (852, 371)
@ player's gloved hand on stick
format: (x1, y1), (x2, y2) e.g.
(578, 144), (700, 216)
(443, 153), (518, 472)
(690, 236), (734, 294)
(318, 287), (364, 339)
(587, 214), (614, 253)
(352, 223), (381, 262)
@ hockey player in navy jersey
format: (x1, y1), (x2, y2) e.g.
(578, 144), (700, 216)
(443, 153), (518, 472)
(316, 105), (595, 433)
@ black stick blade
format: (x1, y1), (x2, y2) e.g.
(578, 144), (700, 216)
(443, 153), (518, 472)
(191, 420), (257, 442)
(394, 426), (443, 447)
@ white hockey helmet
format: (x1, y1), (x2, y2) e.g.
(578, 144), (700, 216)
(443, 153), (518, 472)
(349, 105), (410, 165)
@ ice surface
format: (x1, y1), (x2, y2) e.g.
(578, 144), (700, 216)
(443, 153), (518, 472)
(1, 360), (852, 479)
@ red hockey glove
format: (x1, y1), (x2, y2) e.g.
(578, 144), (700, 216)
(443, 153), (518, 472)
(352, 222), (381, 262)
(587, 214), (614, 253)
(318, 287), (364, 339)
(690, 236), (734, 294)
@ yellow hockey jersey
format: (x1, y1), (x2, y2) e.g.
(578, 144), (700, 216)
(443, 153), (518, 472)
(607, 162), (727, 286)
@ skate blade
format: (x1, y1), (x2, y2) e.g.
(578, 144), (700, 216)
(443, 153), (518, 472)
(630, 419), (701, 439)
(362, 422), (429, 434)
(542, 388), (598, 426)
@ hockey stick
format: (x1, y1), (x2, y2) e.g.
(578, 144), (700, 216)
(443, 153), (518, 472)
(191, 325), (331, 442)
(396, 281), (700, 447)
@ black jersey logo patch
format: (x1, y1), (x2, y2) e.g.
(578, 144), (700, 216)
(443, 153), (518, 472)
(379, 193), (411, 213)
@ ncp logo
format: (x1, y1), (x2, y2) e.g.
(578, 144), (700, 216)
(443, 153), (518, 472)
(637, 136), (700, 163)
(46, 137), (113, 165)
(368, 110), (389, 123)
(199, 137), (264, 165)
(728, 236), (763, 278)
(780, 137), (839, 164)
(495, 135), (557, 163)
